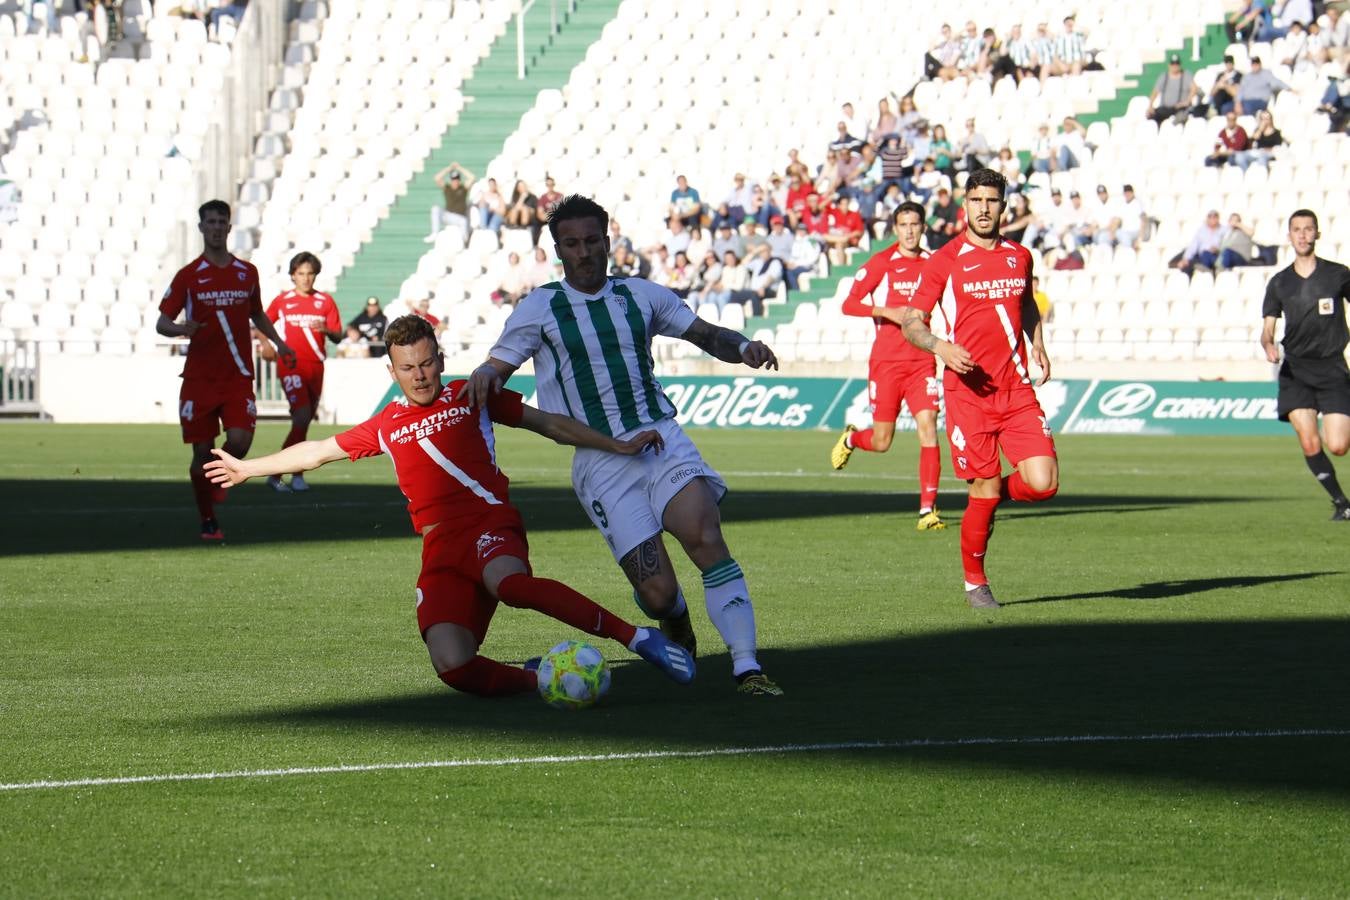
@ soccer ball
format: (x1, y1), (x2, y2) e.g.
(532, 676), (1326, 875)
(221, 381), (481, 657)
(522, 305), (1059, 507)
(535, 640), (611, 710)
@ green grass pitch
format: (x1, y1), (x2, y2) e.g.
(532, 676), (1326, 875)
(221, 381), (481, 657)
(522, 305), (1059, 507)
(1, 423), (1347, 896)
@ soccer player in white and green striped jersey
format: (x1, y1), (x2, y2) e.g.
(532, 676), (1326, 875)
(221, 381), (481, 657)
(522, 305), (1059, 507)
(460, 195), (783, 696)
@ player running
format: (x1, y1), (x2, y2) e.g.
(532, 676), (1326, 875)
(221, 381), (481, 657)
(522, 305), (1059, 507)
(831, 201), (947, 530)
(459, 195), (784, 696)
(156, 199), (296, 542)
(259, 251), (343, 493)
(1259, 208), (1350, 521)
(204, 315), (696, 697)
(901, 169), (1058, 608)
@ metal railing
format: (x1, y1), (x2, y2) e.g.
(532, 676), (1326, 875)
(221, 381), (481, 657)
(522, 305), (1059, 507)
(0, 339), (43, 417)
(516, 0), (578, 79)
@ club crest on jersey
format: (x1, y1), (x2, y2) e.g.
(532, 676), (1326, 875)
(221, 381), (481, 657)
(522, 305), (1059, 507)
(476, 532), (507, 559)
(1006, 256), (1017, 269)
(238, 271), (247, 282)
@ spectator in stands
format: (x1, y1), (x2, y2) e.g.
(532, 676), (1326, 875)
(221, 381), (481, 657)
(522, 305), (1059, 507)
(895, 95), (922, 145)
(503, 179), (538, 241)
(1030, 123), (1054, 173)
(1205, 110), (1250, 166)
(208, 1), (249, 39)
(670, 175), (703, 228)
(336, 325), (371, 359)
(1217, 213), (1257, 269)
(1053, 115), (1089, 170)
(767, 173), (788, 216)
(785, 222), (822, 290)
(685, 224), (710, 266)
(908, 119), (933, 166)
(711, 222), (744, 260)
(1256, 0), (1314, 42)
(1234, 109), (1285, 167)
(785, 148), (811, 181)
(689, 250), (722, 307)
(659, 215), (691, 258)
(526, 246), (554, 291)
(926, 187), (962, 249)
(1051, 15), (1088, 76)
(412, 298), (443, 334)
(956, 20), (987, 78)
(1116, 183), (1148, 248)
(909, 158), (947, 204)
(746, 182), (781, 229)
(1228, 1), (1269, 43)
(929, 124), (955, 177)
(474, 178), (506, 234)
(994, 146), (1021, 185)
(1147, 54), (1202, 124)
(1004, 24), (1038, 82)
(746, 244), (785, 314)
(428, 162), (474, 244)
(822, 195), (864, 265)
(784, 173), (814, 227)
(1087, 185), (1122, 247)
(956, 118), (993, 174)
(840, 102), (867, 142)
(1031, 22), (1056, 81)
(870, 97), (899, 145)
(741, 216), (768, 257)
(495, 251), (531, 305)
(979, 28), (1006, 80)
(537, 176), (563, 220)
(1032, 276), (1052, 323)
(1021, 186), (1061, 249)
(801, 191), (830, 238)
(877, 134), (907, 192)
(611, 245), (649, 279)
(829, 121), (866, 157)
(723, 173), (755, 223)
(1002, 191), (1033, 243)
(1321, 7), (1350, 61)
(1063, 189), (1095, 248)
(765, 215), (794, 260)
(348, 296), (388, 358)
(1317, 63), (1350, 132)
(1206, 55), (1243, 116)
(666, 251), (695, 299)
(608, 218), (633, 257)
(648, 246), (671, 285)
(25, 0), (60, 33)
(1176, 209), (1225, 274)
(717, 250), (756, 313)
(927, 23), (963, 81)
(1236, 56), (1290, 114)
(708, 201), (737, 234)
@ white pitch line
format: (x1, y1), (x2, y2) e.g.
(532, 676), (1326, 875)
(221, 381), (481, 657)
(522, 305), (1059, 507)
(2, 727), (1346, 794)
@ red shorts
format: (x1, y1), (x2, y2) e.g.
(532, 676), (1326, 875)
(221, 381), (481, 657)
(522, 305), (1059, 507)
(178, 378), (257, 444)
(945, 386), (1056, 480)
(278, 359), (324, 411)
(414, 506), (530, 643)
(869, 359), (939, 422)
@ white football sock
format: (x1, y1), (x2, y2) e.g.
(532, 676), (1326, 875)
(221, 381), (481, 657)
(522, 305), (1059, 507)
(701, 558), (759, 676)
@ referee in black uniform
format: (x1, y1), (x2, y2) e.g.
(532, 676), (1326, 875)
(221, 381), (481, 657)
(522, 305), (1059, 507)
(1260, 208), (1350, 521)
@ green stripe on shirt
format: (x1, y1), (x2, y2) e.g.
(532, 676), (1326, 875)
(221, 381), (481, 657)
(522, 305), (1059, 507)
(581, 291), (643, 432)
(548, 289), (611, 436)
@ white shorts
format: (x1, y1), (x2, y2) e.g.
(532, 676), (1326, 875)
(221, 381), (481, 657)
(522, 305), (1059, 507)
(571, 416), (728, 561)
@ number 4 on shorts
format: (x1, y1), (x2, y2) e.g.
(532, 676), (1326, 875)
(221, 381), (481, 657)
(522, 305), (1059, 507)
(950, 425), (967, 451)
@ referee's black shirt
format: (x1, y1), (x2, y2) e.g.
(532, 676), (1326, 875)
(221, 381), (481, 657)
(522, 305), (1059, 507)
(1262, 258), (1350, 359)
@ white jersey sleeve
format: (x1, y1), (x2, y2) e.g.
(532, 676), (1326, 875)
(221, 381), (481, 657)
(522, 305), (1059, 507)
(635, 279), (697, 338)
(488, 288), (550, 367)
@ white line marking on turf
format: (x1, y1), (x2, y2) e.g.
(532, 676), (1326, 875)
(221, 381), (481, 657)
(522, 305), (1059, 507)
(2, 728), (1345, 793)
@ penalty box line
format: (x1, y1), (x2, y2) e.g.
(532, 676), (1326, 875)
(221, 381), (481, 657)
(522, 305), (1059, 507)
(2, 727), (1348, 794)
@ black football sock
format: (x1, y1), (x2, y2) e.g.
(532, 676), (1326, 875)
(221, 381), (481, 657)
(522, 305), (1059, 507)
(1304, 451), (1348, 503)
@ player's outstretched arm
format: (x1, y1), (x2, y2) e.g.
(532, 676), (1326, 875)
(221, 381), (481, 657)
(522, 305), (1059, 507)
(900, 307), (973, 374)
(680, 317), (779, 369)
(1260, 315), (1281, 364)
(457, 357), (518, 407)
(250, 308), (296, 368)
(205, 437), (348, 488)
(515, 405), (664, 456)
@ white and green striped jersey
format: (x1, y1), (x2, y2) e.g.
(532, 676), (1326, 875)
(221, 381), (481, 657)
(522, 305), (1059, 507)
(489, 276), (696, 437)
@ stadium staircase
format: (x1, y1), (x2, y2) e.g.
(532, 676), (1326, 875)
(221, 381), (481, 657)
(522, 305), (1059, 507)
(332, 0), (623, 319)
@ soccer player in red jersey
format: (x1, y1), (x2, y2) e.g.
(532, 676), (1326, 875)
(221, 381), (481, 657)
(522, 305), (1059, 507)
(157, 200), (296, 542)
(203, 315), (696, 697)
(831, 201), (947, 531)
(902, 169), (1058, 608)
(259, 251), (343, 493)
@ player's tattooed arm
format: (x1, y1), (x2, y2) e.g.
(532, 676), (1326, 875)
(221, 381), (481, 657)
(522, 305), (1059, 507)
(900, 308), (974, 375)
(680, 318), (779, 369)
(620, 536), (663, 586)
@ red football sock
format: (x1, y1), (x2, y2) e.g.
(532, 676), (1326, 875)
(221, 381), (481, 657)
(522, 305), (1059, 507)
(282, 425), (306, 450)
(1001, 470), (1058, 503)
(438, 656), (536, 696)
(961, 496), (1000, 585)
(189, 467), (214, 519)
(496, 573), (638, 646)
(919, 445), (941, 511)
(850, 428), (875, 451)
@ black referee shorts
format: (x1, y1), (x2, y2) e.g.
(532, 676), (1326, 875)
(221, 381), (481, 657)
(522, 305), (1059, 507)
(1277, 355), (1350, 421)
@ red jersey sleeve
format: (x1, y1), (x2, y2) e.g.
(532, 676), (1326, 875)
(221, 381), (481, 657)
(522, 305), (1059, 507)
(265, 294), (284, 323)
(158, 267), (190, 320)
(323, 295), (342, 335)
(910, 245), (955, 315)
(487, 387), (524, 428)
(841, 250), (887, 317)
(335, 412), (386, 460)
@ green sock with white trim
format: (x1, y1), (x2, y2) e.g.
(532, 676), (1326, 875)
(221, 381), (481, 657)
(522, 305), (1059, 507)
(701, 558), (760, 677)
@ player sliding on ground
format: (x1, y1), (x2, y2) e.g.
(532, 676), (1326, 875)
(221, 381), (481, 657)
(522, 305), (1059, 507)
(204, 315), (695, 698)
(901, 168), (1059, 609)
(460, 195), (783, 696)
(832, 201), (948, 531)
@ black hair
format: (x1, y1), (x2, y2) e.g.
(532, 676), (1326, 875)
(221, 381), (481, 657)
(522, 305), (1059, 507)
(289, 251), (322, 275)
(1289, 208), (1319, 231)
(547, 194), (609, 243)
(895, 201), (926, 222)
(966, 167), (1008, 196)
(198, 199), (231, 221)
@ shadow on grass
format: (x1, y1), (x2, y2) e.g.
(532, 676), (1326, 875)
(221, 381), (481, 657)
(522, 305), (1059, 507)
(213, 617), (1350, 796)
(2, 477), (1246, 556)
(1002, 572), (1340, 605)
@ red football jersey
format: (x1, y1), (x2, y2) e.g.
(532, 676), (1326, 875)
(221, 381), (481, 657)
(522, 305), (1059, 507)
(266, 290), (341, 365)
(160, 254), (262, 381)
(841, 246), (932, 365)
(335, 380), (524, 532)
(909, 235), (1036, 397)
